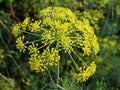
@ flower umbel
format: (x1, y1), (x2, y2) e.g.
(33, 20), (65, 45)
(73, 61), (96, 82)
(39, 7), (99, 55)
(28, 43), (60, 72)
(12, 7), (99, 82)
(16, 35), (27, 52)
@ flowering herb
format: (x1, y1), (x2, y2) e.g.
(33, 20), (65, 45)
(12, 7), (99, 82)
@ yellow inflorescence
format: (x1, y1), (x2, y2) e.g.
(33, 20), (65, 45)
(16, 35), (27, 52)
(28, 20), (41, 33)
(12, 17), (30, 37)
(76, 10), (104, 31)
(41, 48), (60, 66)
(21, 17), (30, 31)
(12, 7), (99, 82)
(39, 7), (99, 55)
(12, 24), (22, 37)
(28, 43), (60, 72)
(73, 61), (96, 82)
(12, 7), (99, 55)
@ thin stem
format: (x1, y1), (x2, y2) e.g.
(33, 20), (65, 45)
(40, 84), (48, 90)
(0, 20), (13, 36)
(0, 73), (14, 87)
(55, 42), (60, 85)
(68, 53), (81, 72)
(40, 27), (49, 31)
(37, 40), (54, 50)
(21, 30), (41, 36)
(57, 61), (60, 85)
(2, 60), (10, 77)
(71, 50), (88, 67)
(56, 84), (65, 90)
(0, 73), (9, 83)
(21, 27), (48, 36)
(42, 40), (55, 50)
(48, 70), (57, 89)
(0, 36), (27, 79)
(24, 39), (43, 44)
(69, 78), (74, 89)
(61, 41), (88, 67)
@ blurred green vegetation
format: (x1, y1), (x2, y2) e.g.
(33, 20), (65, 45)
(0, 0), (120, 90)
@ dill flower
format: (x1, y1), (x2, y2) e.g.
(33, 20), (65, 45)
(41, 48), (60, 66)
(28, 43), (44, 72)
(73, 61), (96, 82)
(12, 17), (30, 37)
(12, 24), (22, 37)
(39, 7), (99, 55)
(28, 43), (39, 54)
(28, 43), (60, 72)
(12, 7), (99, 55)
(21, 17), (30, 31)
(75, 10), (104, 31)
(28, 20), (41, 33)
(16, 35), (27, 52)
(12, 7), (99, 81)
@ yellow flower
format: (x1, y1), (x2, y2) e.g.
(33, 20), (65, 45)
(12, 24), (22, 37)
(73, 61), (96, 82)
(28, 43), (39, 54)
(12, 7), (99, 56)
(28, 20), (41, 33)
(16, 35), (27, 52)
(12, 7), (99, 79)
(75, 10), (104, 31)
(39, 7), (99, 55)
(21, 17), (30, 31)
(41, 48), (60, 66)
(28, 43), (60, 72)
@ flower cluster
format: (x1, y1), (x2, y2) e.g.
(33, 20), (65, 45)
(73, 61), (96, 82)
(75, 10), (104, 30)
(28, 43), (60, 72)
(12, 17), (30, 37)
(12, 7), (99, 82)
(39, 7), (99, 55)
(12, 17), (42, 37)
(16, 35), (27, 52)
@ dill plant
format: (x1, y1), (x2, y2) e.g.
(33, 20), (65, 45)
(12, 7), (99, 83)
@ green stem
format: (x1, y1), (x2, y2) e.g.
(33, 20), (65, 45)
(21, 30), (40, 36)
(37, 40), (54, 50)
(0, 36), (27, 78)
(61, 41), (88, 69)
(45, 40), (55, 50)
(57, 84), (65, 90)
(48, 70), (56, 89)
(24, 39), (43, 44)
(68, 53), (81, 72)
(63, 40), (87, 67)
(71, 50), (88, 67)
(54, 42), (60, 86)
(57, 61), (60, 85)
